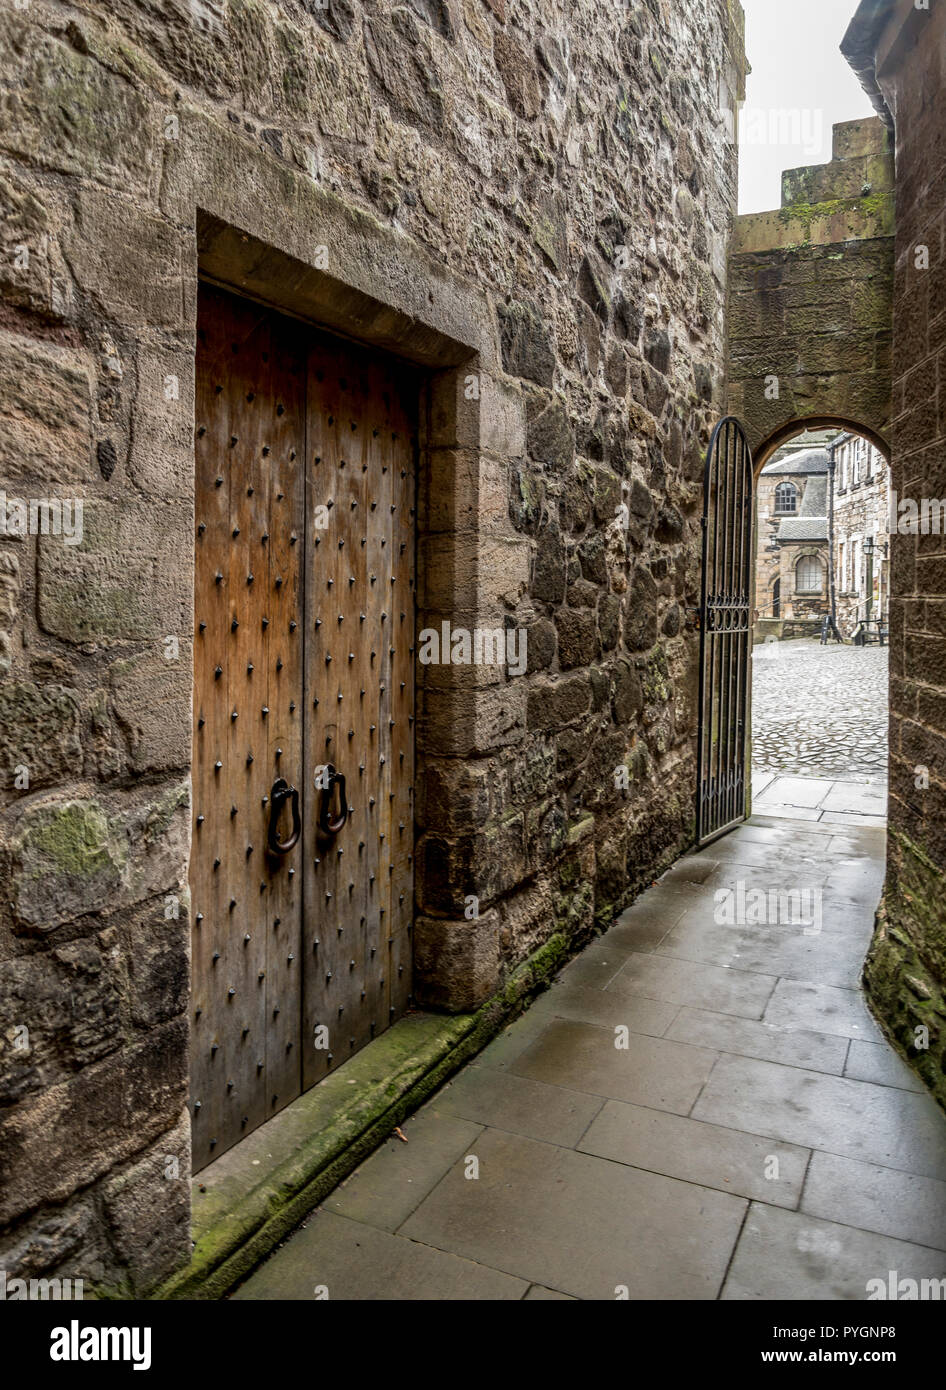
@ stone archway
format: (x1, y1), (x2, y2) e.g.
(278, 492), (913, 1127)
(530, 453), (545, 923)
(754, 416), (891, 475)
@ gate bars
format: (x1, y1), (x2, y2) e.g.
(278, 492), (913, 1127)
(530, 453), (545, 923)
(696, 416), (754, 846)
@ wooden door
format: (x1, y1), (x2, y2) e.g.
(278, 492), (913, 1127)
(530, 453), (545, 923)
(191, 285), (415, 1170)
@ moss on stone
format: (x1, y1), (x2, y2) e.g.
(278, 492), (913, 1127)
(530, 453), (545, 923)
(776, 191), (893, 245)
(643, 646), (671, 703)
(146, 927), (579, 1301)
(28, 801), (117, 879)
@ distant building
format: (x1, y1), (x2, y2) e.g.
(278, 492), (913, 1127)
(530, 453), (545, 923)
(832, 433), (890, 636)
(755, 445), (831, 629)
(754, 432), (890, 640)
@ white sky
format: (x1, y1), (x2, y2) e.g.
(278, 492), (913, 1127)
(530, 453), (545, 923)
(738, 0), (875, 214)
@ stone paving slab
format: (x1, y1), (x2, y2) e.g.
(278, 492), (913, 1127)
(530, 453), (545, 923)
(399, 1129), (747, 1300)
(657, 911), (871, 990)
(578, 1100), (809, 1208)
(720, 1204), (946, 1301)
(231, 816), (946, 1301)
(325, 1107), (484, 1234)
(761, 775), (836, 808)
(664, 1006), (850, 1075)
(431, 1065), (604, 1148)
(510, 982), (679, 1037)
(844, 1039), (925, 1092)
(762, 978), (884, 1042)
(512, 1017), (718, 1114)
(801, 1150), (946, 1252)
(605, 951), (777, 1018)
(820, 809), (888, 827)
(692, 1054), (946, 1180)
(233, 1209), (529, 1300)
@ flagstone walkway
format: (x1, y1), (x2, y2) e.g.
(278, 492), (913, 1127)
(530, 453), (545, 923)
(233, 814), (946, 1301)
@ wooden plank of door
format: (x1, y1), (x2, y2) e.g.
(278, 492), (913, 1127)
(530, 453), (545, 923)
(303, 336), (416, 1090)
(191, 286), (306, 1167)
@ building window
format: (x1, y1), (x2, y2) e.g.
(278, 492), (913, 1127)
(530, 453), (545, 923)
(774, 481), (798, 514)
(838, 539), (846, 590)
(796, 555), (823, 593)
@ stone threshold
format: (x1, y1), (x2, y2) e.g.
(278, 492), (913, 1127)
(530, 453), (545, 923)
(150, 931), (571, 1300)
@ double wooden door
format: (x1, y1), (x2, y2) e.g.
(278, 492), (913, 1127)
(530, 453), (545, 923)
(191, 285), (416, 1169)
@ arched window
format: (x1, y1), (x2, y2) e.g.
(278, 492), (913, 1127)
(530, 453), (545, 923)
(774, 481), (798, 514)
(796, 555), (823, 593)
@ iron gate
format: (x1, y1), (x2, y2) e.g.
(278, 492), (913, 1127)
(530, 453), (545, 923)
(696, 416), (754, 845)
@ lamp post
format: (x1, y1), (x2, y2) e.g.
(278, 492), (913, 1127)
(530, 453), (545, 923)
(864, 534), (875, 624)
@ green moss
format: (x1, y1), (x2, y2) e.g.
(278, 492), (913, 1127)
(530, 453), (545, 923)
(146, 928), (577, 1301)
(776, 191), (893, 244)
(29, 802), (115, 879)
(643, 646), (671, 703)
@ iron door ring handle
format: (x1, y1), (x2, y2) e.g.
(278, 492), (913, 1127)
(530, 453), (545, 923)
(268, 777), (300, 855)
(319, 765), (348, 836)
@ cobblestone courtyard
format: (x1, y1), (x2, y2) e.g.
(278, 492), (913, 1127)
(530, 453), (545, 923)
(751, 639), (888, 825)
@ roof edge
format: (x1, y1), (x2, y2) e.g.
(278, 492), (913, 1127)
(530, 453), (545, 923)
(841, 0), (896, 130)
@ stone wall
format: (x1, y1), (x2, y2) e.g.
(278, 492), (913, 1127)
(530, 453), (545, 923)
(0, 0), (746, 1292)
(843, 0), (946, 1111)
(729, 116), (894, 461)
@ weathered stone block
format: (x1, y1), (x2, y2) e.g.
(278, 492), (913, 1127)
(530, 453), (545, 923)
(102, 1110), (190, 1293)
(0, 1017), (187, 1226)
(0, 335), (93, 484)
(493, 30), (542, 119)
(480, 374), (526, 458)
(65, 187), (185, 331)
(0, 680), (82, 798)
(419, 679), (527, 756)
(0, 13), (158, 190)
(526, 674), (592, 732)
(10, 782), (189, 932)
(0, 169), (73, 320)
(526, 391), (574, 472)
(0, 1200), (94, 1281)
(109, 650), (190, 775)
(413, 910), (501, 1011)
(418, 533), (530, 613)
(10, 798), (124, 932)
(555, 607), (598, 669)
(124, 897), (190, 1030)
(625, 565), (659, 650)
(0, 938), (123, 1105)
(127, 347), (195, 497)
(531, 521), (566, 603)
(498, 299), (555, 387)
(38, 500), (190, 644)
(363, 10), (445, 131)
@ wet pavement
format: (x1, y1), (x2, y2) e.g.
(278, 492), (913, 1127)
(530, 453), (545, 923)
(233, 815), (945, 1301)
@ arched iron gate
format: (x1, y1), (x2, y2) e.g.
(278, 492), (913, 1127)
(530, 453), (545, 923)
(696, 417), (754, 845)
